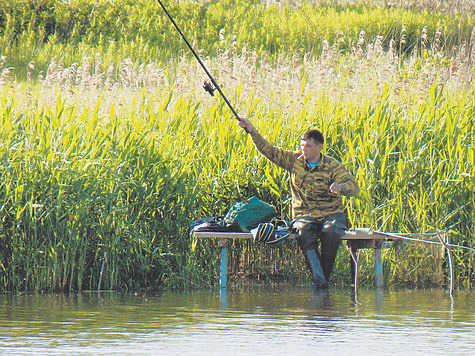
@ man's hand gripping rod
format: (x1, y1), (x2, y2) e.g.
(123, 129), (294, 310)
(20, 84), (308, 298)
(155, 0), (246, 129)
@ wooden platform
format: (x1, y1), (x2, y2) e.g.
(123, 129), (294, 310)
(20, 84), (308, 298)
(192, 229), (389, 290)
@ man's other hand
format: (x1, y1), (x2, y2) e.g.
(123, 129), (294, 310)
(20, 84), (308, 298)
(329, 182), (342, 194)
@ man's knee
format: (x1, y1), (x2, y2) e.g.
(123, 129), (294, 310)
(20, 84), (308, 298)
(291, 216), (321, 251)
(295, 230), (316, 251)
(322, 213), (347, 236)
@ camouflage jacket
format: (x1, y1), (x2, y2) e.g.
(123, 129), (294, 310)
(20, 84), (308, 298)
(249, 129), (359, 220)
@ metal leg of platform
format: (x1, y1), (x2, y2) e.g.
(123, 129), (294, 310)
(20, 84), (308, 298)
(218, 239), (228, 288)
(374, 247), (383, 289)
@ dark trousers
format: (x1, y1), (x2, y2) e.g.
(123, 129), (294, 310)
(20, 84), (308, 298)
(291, 213), (347, 282)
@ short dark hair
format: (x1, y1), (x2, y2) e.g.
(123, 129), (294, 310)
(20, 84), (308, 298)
(301, 129), (324, 145)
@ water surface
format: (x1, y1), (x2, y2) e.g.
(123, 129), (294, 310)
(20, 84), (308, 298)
(1, 286), (474, 355)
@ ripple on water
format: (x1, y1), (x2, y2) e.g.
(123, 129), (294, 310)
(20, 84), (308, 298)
(0, 287), (474, 355)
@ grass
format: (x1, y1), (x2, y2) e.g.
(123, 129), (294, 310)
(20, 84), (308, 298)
(0, 0), (473, 291)
(0, 0), (473, 77)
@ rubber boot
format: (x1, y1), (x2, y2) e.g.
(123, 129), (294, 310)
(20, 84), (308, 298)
(305, 249), (328, 289)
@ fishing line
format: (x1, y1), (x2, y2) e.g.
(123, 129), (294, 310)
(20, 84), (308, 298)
(287, 0), (322, 39)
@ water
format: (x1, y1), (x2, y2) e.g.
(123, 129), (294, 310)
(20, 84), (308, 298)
(1, 286), (474, 355)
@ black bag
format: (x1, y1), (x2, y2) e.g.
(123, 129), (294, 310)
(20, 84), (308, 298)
(189, 216), (241, 235)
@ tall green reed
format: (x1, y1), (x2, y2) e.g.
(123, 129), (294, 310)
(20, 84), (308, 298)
(0, 82), (473, 290)
(0, 1), (473, 291)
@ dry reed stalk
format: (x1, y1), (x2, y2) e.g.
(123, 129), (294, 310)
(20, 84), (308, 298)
(279, 0), (475, 15)
(1, 26), (473, 132)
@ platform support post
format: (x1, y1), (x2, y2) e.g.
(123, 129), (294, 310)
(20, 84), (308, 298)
(218, 239), (228, 288)
(374, 247), (383, 289)
(349, 246), (360, 294)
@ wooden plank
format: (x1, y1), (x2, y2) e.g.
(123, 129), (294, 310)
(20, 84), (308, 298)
(193, 230), (386, 241)
(193, 232), (257, 240)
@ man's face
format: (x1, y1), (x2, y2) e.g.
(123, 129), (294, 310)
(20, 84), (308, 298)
(300, 138), (322, 162)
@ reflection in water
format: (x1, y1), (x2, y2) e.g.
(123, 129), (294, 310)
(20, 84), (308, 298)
(375, 287), (384, 311)
(219, 287), (227, 308)
(1, 286), (474, 355)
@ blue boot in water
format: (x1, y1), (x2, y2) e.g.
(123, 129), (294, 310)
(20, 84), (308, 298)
(305, 249), (328, 290)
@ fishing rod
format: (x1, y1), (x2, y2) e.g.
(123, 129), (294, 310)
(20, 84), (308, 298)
(155, 0), (242, 123)
(373, 230), (475, 252)
(373, 229), (473, 298)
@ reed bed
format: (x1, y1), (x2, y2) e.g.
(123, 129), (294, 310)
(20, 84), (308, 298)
(1, 36), (473, 291)
(0, 0), (473, 291)
(1, 0), (473, 77)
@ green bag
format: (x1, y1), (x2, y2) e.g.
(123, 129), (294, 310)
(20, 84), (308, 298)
(220, 196), (278, 232)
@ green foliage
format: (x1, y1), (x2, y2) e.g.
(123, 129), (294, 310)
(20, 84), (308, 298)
(0, 0), (473, 78)
(0, 81), (473, 291)
(0, 1), (473, 291)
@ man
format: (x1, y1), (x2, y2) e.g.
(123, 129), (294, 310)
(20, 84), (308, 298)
(238, 117), (359, 289)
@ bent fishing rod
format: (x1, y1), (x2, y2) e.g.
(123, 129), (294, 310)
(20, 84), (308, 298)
(155, 0), (243, 123)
